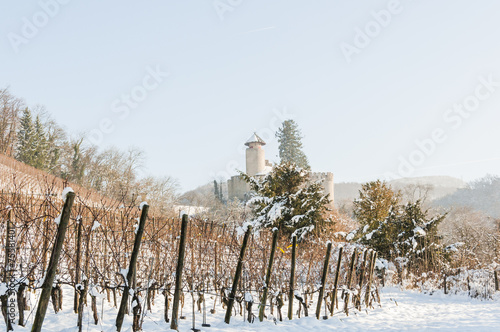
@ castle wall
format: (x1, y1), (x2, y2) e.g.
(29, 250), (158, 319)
(310, 172), (335, 208)
(227, 175), (250, 201)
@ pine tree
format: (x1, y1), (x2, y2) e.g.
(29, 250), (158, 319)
(70, 138), (85, 183)
(16, 108), (36, 165)
(275, 120), (310, 170)
(352, 180), (445, 262)
(32, 115), (49, 170)
(241, 162), (330, 240)
(353, 180), (400, 229)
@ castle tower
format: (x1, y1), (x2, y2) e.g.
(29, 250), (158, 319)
(245, 133), (266, 176)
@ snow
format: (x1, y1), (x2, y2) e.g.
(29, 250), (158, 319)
(140, 201), (148, 209)
(120, 268), (129, 286)
(0, 283), (7, 296)
(61, 187), (74, 202)
(7, 285), (499, 331)
(365, 230), (376, 240)
(91, 220), (100, 231)
(245, 292), (253, 302)
(413, 226), (426, 237)
(236, 221), (252, 236)
(346, 232), (355, 241)
(54, 215), (61, 225)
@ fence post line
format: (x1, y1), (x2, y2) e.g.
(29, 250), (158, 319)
(224, 225), (252, 324)
(259, 228), (279, 322)
(31, 191), (75, 332)
(115, 204), (149, 332)
(316, 241), (332, 319)
(288, 235), (297, 320)
(170, 214), (189, 330)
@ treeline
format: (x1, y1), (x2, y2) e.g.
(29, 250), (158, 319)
(0, 87), (178, 212)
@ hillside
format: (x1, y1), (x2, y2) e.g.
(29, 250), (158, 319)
(334, 176), (466, 212)
(434, 175), (500, 218)
(0, 153), (112, 205)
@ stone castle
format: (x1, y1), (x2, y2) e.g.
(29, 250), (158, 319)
(227, 133), (334, 207)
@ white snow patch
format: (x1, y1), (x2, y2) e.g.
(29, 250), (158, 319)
(91, 220), (100, 231)
(61, 187), (74, 201)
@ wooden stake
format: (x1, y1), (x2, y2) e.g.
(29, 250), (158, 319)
(116, 204), (149, 332)
(288, 235), (297, 320)
(31, 192), (75, 332)
(259, 228), (279, 322)
(330, 246), (343, 314)
(315, 242), (332, 319)
(170, 214), (189, 330)
(224, 225), (252, 324)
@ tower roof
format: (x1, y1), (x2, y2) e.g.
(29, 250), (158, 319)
(245, 133), (266, 147)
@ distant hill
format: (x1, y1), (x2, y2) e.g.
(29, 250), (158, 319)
(389, 176), (466, 201)
(433, 175), (500, 219)
(334, 176), (466, 210)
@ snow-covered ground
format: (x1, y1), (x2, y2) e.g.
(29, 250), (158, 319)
(8, 286), (500, 331)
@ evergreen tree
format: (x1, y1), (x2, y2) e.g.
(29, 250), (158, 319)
(32, 115), (48, 170)
(353, 180), (400, 230)
(241, 162), (330, 240)
(70, 138), (85, 183)
(213, 180), (224, 202)
(16, 108), (36, 165)
(352, 180), (445, 263)
(275, 120), (310, 170)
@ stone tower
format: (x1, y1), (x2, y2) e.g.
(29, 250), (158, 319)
(245, 133), (266, 176)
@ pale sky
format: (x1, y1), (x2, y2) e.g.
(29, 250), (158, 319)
(2, 1), (500, 191)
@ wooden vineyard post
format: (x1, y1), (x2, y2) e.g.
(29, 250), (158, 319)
(494, 270), (499, 292)
(224, 225), (252, 324)
(259, 228), (279, 322)
(115, 204), (149, 332)
(170, 214), (189, 330)
(356, 249), (369, 310)
(365, 250), (377, 307)
(315, 241), (332, 320)
(74, 218), (82, 313)
(288, 235), (297, 320)
(343, 248), (358, 316)
(330, 246), (343, 315)
(31, 191), (75, 332)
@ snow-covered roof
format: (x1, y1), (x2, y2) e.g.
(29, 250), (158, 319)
(245, 133), (266, 146)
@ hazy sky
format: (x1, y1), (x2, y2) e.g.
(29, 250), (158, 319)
(2, 1), (500, 191)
